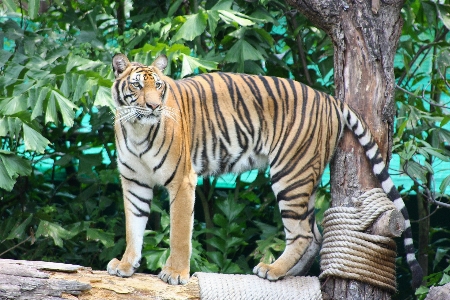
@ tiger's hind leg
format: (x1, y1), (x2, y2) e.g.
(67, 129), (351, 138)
(285, 193), (322, 276)
(253, 172), (321, 280)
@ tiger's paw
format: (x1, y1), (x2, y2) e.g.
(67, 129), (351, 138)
(253, 262), (286, 281)
(158, 266), (190, 285)
(107, 258), (139, 277)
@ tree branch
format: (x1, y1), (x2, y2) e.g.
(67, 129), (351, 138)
(403, 160), (450, 209)
(397, 28), (449, 87)
(395, 84), (450, 109)
(286, 11), (313, 86)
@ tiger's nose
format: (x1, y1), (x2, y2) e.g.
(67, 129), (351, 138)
(146, 102), (159, 110)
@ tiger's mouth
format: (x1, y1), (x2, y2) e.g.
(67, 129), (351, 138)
(115, 106), (178, 125)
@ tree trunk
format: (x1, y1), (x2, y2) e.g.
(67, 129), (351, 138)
(286, 0), (404, 298)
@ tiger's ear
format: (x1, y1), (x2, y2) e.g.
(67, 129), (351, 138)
(112, 54), (130, 78)
(152, 55), (168, 72)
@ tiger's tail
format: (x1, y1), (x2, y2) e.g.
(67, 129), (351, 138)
(342, 103), (423, 288)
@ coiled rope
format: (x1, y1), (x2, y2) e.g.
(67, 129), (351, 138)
(319, 188), (398, 293)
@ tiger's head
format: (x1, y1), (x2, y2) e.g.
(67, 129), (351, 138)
(112, 54), (173, 125)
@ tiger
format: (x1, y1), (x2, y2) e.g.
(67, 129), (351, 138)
(106, 53), (423, 288)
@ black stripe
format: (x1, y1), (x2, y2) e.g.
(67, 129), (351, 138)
(128, 190), (151, 204)
(118, 156), (136, 172)
(163, 154), (182, 186)
(377, 168), (390, 182)
(127, 197), (150, 218)
(121, 174), (151, 189)
(281, 208), (313, 220)
(286, 234), (313, 245)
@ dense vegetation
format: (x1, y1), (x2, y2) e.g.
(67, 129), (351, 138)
(0, 0), (449, 298)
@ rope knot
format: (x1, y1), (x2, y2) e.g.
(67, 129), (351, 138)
(319, 188), (398, 293)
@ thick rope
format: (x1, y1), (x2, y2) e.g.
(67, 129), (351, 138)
(319, 188), (398, 293)
(194, 273), (322, 300)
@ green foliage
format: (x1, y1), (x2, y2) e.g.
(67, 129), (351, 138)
(395, 0), (450, 194)
(392, 1), (450, 297)
(0, 1), (448, 299)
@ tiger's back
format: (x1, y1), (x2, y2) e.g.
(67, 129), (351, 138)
(176, 73), (343, 179)
(107, 54), (422, 287)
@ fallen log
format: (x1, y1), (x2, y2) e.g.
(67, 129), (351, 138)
(0, 259), (199, 300)
(0, 259), (322, 299)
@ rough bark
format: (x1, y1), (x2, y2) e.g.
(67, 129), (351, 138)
(286, 0), (404, 298)
(0, 259), (199, 300)
(425, 283), (450, 300)
(370, 209), (404, 238)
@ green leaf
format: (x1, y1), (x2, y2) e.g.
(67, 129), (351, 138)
(35, 220), (76, 248)
(31, 87), (50, 120)
(143, 248), (170, 271)
(86, 228), (114, 248)
(206, 10), (220, 37)
(421, 1), (437, 27)
(439, 273), (450, 286)
(439, 174), (450, 195)
(0, 95), (28, 115)
(51, 90), (78, 127)
(0, 149), (32, 178)
(210, 0), (233, 10)
(216, 196), (245, 223)
(45, 93), (58, 124)
(66, 55), (102, 72)
(2, 0), (17, 12)
(225, 39), (264, 62)
(0, 50), (13, 68)
(0, 159), (16, 191)
(72, 74), (87, 102)
(0, 117), (22, 140)
(23, 123), (51, 153)
(433, 247), (450, 270)
(0, 151), (32, 191)
(403, 160), (428, 184)
(414, 286), (429, 297)
(94, 85), (114, 111)
(420, 145), (450, 162)
(219, 10), (255, 27)
(206, 251), (224, 267)
(254, 221), (278, 239)
(437, 4), (450, 30)
(6, 214), (33, 240)
(180, 54), (218, 78)
(207, 236), (226, 253)
(224, 39), (264, 72)
(213, 213), (228, 228)
(28, 0), (39, 19)
(172, 11), (208, 42)
(168, 0), (183, 17)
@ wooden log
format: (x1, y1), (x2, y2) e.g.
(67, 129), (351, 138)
(425, 283), (450, 300)
(0, 259), (200, 300)
(52, 269), (200, 300)
(0, 262), (50, 278)
(369, 209), (405, 238)
(0, 274), (91, 300)
(0, 259), (83, 272)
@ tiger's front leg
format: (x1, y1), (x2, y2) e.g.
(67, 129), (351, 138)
(158, 173), (197, 285)
(107, 179), (153, 277)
